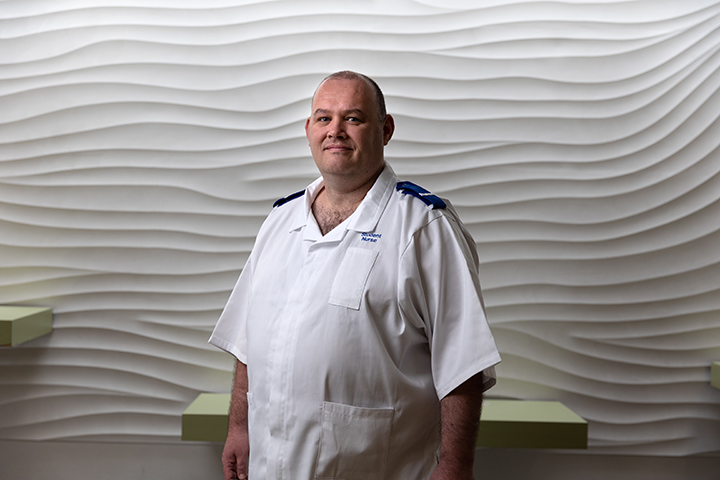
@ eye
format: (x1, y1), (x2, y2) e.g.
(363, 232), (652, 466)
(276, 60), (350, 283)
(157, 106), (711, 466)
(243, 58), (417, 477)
(346, 116), (361, 123)
(318, 116), (330, 122)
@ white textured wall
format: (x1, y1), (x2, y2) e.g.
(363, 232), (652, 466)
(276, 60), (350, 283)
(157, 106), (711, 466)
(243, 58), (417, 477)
(2, 0), (720, 460)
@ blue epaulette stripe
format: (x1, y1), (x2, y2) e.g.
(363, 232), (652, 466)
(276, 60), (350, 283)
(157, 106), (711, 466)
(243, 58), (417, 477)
(273, 190), (305, 208)
(396, 181), (447, 209)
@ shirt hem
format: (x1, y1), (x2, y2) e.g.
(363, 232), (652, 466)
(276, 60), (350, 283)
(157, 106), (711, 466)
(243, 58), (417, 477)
(435, 352), (502, 400)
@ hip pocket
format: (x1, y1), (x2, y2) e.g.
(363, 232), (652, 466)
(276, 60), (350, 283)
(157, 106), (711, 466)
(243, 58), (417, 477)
(315, 401), (394, 480)
(328, 247), (379, 310)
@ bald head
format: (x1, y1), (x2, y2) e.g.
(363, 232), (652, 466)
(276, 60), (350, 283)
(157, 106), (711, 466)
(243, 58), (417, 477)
(313, 71), (387, 122)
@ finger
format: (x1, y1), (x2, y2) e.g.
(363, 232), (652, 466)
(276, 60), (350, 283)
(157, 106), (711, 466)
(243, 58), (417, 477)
(222, 454), (238, 480)
(237, 458), (248, 479)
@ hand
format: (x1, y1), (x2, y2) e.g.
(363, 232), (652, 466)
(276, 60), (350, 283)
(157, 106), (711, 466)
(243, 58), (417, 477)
(222, 429), (249, 480)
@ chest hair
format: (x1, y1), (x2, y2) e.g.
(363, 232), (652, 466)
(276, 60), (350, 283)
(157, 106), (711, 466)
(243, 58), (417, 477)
(312, 196), (357, 236)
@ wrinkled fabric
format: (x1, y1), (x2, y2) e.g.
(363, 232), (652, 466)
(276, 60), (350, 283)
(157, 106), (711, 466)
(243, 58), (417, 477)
(210, 165), (501, 480)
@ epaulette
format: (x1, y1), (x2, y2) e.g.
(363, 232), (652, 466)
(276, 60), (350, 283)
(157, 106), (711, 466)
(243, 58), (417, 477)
(396, 181), (447, 209)
(273, 190), (305, 208)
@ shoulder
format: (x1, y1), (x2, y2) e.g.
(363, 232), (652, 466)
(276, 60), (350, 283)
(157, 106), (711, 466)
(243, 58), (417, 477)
(389, 180), (476, 259)
(395, 181), (447, 210)
(273, 189), (305, 208)
(391, 180), (456, 228)
(383, 180), (459, 246)
(255, 188), (306, 242)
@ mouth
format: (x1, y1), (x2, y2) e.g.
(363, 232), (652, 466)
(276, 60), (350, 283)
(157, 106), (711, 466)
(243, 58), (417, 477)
(324, 144), (352, 152)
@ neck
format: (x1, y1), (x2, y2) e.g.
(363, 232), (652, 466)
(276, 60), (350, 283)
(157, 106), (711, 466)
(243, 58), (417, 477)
(312, 166), (384, 235)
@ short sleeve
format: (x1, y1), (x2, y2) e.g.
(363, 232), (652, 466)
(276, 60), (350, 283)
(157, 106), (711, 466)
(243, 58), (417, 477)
(208, 255), (253, 364)
(399, 214), (501, 400)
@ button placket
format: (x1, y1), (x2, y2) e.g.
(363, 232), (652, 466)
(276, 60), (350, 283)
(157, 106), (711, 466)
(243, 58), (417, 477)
(266, 245), (322, 479)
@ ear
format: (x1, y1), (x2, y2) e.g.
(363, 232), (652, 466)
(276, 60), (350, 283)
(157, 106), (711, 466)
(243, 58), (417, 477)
(382, 114), (395, 146)
(305, 117), (311, 143)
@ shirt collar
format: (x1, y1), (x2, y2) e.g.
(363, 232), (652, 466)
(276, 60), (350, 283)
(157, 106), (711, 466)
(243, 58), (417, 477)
(288, 163), (397, 235)
(288, 176), (324, 233)
(346, 164), (395, 233)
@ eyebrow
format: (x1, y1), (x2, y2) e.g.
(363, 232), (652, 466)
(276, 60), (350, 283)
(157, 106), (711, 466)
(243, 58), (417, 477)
(312, 108), (366, 117)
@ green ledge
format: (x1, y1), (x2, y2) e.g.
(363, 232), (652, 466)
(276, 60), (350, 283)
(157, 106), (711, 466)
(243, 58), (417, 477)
(478, 399), (587, 449)
(711, 362), (720, 390)
(0, 306), (53, 347)
(182, 394), (587, 449)
(182, 393), (231, 442)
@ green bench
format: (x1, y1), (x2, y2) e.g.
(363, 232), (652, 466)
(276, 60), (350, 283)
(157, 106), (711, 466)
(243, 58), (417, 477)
(0, 306), (53, 347)
(182, 393), (233, 442)
(477, 398), (587, 449)
(182, 394), (587, 449)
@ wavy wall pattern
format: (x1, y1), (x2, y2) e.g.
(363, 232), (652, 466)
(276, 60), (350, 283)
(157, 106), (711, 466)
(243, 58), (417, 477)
(1, 0), (720, 456)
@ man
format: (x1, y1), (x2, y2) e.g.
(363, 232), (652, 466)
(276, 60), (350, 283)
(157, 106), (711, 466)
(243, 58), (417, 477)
(209, 71), (500, 480)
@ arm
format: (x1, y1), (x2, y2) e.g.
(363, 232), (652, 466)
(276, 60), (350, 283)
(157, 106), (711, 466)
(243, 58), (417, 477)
(222, 360), (250, 480)
(430, 372), (484, 480)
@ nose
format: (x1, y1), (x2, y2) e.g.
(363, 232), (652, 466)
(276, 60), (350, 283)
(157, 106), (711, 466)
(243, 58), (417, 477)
(327, 119), (347, 139)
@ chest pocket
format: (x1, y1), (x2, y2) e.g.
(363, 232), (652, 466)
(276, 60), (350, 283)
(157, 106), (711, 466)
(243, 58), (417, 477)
(328, 247), (379, 310)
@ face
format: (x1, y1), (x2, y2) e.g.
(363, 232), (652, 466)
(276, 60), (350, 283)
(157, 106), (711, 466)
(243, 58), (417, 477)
(305, 78), (394, 187)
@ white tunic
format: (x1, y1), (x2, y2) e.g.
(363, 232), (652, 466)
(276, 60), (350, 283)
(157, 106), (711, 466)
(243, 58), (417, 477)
(210, 165), (501, 480)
